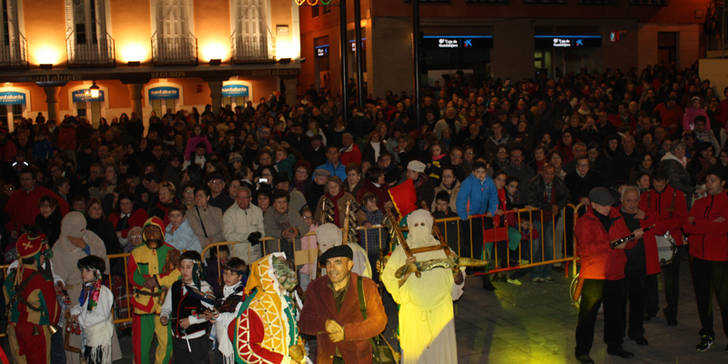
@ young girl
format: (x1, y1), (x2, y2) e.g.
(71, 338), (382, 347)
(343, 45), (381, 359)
(71, 255), (114, 364)
(298, 207), (318, 291)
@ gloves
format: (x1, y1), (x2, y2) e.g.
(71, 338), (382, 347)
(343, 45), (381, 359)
(247, 232), (262, 246)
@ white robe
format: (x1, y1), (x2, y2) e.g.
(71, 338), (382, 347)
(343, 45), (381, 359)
(382, 243), (463, 364)
(71, 284), (115, 363)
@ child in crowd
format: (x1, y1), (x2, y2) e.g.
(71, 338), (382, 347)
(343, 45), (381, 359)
(165, 204), (203, 253)
(123, 226), (144, 253)
(360, 193), (385, 280)
(433, 190), (458, 219)
(299, 207), (318, 291)
(160, 251), (215, 364)
(70, 255), (115, 364)
(214, 257), (248, 364)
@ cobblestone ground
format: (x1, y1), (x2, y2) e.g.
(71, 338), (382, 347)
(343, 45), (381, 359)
(50, 255), (724, 363)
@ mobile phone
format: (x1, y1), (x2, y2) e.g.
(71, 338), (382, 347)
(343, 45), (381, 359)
(259, 178), (269, 183)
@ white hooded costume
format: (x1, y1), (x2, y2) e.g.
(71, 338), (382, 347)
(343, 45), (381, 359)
(314, 223), (372, 279)
(50, 211), (121, 364)
(381, 209), (464, 364)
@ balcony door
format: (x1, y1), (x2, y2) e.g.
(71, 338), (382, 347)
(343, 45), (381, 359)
(65, 0), (111, 64)
(0, 0), (23, 65)
(231, 0), (269, 60)
(153, 0), (194, 62)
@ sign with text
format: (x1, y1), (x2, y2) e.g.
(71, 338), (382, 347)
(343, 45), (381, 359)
(148, 86), (179, 100)
(222, 84), (249, 97)
(72, 89), (105, 103)
(535, 35), (602, 48)
(423, 35), (493, 50)
(315, 44), (329, 57)
(0, 91), (26, 105)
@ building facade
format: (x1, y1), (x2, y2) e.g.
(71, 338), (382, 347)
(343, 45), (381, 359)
(299, 0), (709, 98)
(0, 0), (302, 132)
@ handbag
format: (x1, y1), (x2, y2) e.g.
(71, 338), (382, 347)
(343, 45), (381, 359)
(357, 276), (400, 364)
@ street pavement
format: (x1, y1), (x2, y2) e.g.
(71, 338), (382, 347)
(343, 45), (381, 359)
(454, 258), (726, 363)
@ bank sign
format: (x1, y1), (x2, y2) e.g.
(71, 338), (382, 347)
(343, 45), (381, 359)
(149, 86), (180, 100)
(0, 91), (26, 105)
(222, 84), (249, 97)
(423, 35), (493, 50)
(72, 89), (105, 103)
(535, 35), (602, 48)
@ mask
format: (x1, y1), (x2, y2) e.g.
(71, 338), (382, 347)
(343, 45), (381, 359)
(272, 255), (297, 292)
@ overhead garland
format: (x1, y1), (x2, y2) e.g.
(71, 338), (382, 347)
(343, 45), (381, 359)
(297, 0), (334, 5)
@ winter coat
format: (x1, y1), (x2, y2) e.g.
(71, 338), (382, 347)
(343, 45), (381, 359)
(575, 207), (633, 280)
(684, 192), (728, 262)
(456, 174), (499, 220)
(165, 219), (202, 253)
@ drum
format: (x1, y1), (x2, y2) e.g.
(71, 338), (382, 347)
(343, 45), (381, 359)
(656, 232), (677, 265)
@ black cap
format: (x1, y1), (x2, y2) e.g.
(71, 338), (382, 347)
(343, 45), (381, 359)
(319, 245), (353, 264)
(207, 172), (225, 183)
(588, 187), (615, 206)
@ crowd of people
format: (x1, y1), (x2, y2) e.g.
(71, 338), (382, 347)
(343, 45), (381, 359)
(2, 61), (728, 363)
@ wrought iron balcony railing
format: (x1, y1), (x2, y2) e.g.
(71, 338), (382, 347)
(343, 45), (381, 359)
(151, 32), (198, 65)
(66, 31), (115, 66)
(0, 30), (28, 68)
(231, 29), (273, 63)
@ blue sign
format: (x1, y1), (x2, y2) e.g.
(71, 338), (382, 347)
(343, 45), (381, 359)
(222, 84), (249, 97)
(72, 89), (104, 103)
(535, 35), (602, 48)
(423, 35), (493, 49)
(0, 91), (26, 105)
(148, 86), (179, 100)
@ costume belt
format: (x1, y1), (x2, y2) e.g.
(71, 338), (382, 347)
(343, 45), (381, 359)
(134, 289), (163, 297)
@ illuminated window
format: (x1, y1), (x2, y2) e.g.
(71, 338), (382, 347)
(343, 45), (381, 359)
(0, 0), (21, 47)
(231, 0), (270, 60)
(65, 0), (110, 46)
(154, 0), (193, 37)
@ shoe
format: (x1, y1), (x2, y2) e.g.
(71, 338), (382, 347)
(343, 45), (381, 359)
(533, 277), (545, 283)
(607, 347), (634, 358)
(575, 354), (595, 364)
(632, 337), (648, 346)
(506, 277), (522, 286)
(696, 335), (714, 352)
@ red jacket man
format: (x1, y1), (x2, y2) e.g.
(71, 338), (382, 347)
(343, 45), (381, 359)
(300, 245), (387, 364)
(4, 169), (69, 236)
(575, 206), (633, 281)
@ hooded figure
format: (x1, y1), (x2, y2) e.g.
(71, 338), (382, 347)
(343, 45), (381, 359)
(381, 209), (464, 364)
(229, 253), (310, 364)
(51, 211), (119, 364)
(315, 223), (372, 279)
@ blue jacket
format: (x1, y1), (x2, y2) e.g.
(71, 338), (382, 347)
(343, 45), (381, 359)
(165, 220), (202, 253)
(315, 161), (347, 181)
(456, 174), (499, 220)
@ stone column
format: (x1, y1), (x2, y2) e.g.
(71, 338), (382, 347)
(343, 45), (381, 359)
(283, 77), (297, 107)
(43, 85), (61, 123)
(207, 80), (223, 111)
(127, 83), (143, 120)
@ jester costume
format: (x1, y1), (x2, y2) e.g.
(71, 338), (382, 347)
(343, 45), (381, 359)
(3, 233), (61, 364)
(229, 253), (310, 364)
(127, 217), (181, 364)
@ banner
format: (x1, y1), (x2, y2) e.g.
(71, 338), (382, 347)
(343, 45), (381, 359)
(0, 91), (26, 105)
(148, 86), (180, 100)
(222, 84), (249, 97)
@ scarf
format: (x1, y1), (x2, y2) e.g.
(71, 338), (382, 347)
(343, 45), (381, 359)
(79, 278), (102, 312)
(326, 190), (345, 225)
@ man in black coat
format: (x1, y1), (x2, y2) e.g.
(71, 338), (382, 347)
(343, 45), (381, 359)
(565, 157), (603, 205)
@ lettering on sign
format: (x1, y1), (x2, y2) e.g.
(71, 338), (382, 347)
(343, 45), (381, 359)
(151, 72), (186, 78)
(438, 38), (459, 49)
(32, 74), (81, 82)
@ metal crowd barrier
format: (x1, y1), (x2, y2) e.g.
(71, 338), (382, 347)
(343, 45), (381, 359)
(1, 205), (585, 329)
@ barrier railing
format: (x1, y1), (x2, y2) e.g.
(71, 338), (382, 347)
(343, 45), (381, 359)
(3, 205), (585, 330)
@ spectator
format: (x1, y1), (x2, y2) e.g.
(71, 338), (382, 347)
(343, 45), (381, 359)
(165, 204), (202, 253)
(316, 145), (347, 181)
(148, 180), (178, 225)
(344, 164), (363, 197)
(207, 173), (234, 212)
(432, 167), (460, 212)
(274, 147), (296, 180)
(264, 189), (309, 243)
(503, 147), (535, 187)
(306, 169), (330, 211)
(659, 142), (693, 200)
(340, 132), (362, 166)
(314, 176), (363, 226)
(86, 198), (122, 259)
(524, 163), (569, 282)
(34, 195), (62, 247)
(185, 185), (225, 248)
(184, 124), (212, 161)
(109, 193), (148, 247)
(565, 157), (603, 205)
(406, 160), (436, 211)
(683, 96), (711, 132)
(298, 207), (318, 291)
(223, 186), (265, 262)
(5, 168), (69, 237)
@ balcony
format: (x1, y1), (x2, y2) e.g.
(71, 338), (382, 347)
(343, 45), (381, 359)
(231, 30), (273, 63)
(0, 31), (28, 69)
(152, 32), (198, 65)
(66, 31), (115, 67)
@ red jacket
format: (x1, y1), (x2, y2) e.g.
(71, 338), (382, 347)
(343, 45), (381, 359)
(684, 193), (728, 262)
(635, 211), (661, 275)
(575, 207), (633, 280)
(4, 187), (69, 234)
(299, 273), (387, 364)
(108, 208), (148, 239)
(639, 185), (687, 246)
(340, 144), (362, 166)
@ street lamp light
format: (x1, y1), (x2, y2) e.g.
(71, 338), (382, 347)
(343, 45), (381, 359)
(89, 81), (100, 99)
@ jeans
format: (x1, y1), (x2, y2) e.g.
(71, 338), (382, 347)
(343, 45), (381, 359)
(51, 329), (66, 364)
(533, 222), (554, 278)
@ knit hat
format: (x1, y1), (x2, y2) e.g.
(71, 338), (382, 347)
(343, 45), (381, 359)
(17, 233), (45, 259)
(407, 160), (426, 174)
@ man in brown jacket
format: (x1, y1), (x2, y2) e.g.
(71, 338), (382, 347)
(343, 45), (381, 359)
(300, 245), (387, 364)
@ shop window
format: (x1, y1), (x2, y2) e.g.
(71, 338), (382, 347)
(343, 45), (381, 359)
(0, 0), (21, 47)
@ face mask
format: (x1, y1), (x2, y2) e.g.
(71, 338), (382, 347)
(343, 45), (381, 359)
(272, 256), (297, 292)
